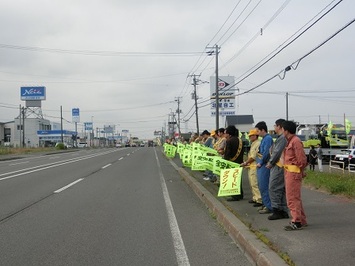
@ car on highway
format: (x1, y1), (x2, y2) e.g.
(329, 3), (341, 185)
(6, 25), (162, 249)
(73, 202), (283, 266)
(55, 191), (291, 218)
(333, 149), (355, 169)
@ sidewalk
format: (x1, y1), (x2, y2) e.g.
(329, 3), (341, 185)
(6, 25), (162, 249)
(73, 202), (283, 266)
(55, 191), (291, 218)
(169, 154), (355, 266)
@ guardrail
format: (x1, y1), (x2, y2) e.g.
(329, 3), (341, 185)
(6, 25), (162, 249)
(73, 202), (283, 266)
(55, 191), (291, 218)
(329, 160), (355, 175)
(348, 163), (355, 174)
(329, 160), (345, 173)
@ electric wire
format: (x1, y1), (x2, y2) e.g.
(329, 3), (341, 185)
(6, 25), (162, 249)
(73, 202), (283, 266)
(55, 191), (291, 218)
(233, 0), (343, 87)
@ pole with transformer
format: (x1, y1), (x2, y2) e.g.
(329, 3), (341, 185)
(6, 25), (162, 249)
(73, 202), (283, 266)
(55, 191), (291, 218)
(206, 45), (220, 130)
(188, 73), (201, 135)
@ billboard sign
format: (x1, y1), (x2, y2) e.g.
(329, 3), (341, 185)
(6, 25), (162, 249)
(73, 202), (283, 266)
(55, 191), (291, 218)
(104, 125), (115, 134)
(84, 122), (93, 131)
(210, 76), (235, 117)
(21, 86), (46, 100)
(72, 108), (80, 123)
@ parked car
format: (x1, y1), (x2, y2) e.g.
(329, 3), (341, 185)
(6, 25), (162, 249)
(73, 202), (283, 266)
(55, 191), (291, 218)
(77, 142), (87, 148)
(334, 149), (355, 169)
(115, 143), (123, 148)
(125, 143), (130, 147)
(140, 143), (145, 147)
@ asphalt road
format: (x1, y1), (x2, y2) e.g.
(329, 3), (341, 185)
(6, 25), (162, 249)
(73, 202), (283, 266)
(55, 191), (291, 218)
(0, 148), (251, 266)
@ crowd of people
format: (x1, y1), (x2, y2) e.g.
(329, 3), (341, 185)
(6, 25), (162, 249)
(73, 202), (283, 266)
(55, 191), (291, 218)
(182, 120), (313, 231)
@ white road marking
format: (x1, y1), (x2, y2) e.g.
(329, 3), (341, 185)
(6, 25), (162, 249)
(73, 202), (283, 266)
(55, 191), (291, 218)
(154, 149), (190, 266)
(0, 149), (119, 181)
(118, 157), (123, 161)
(9, 161), (29, 166)
(54, 178), (84, 193)
(102, 164), (111, 169)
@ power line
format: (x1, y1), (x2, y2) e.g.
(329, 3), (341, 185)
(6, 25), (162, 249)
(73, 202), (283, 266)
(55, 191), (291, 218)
(0, 43), (202, 57)
(221, 0), (291, 69)
(233, 0), (343, 87)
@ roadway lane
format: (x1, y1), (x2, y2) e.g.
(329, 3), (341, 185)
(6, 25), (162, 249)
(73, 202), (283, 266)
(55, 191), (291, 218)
(0, 147), (250, 265)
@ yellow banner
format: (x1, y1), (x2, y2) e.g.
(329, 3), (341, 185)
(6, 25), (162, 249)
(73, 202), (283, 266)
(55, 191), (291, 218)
(217, 168), (242, 197)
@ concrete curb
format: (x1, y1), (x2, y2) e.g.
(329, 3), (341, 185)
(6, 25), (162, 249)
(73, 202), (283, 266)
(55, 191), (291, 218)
(169, 159), (287, 266)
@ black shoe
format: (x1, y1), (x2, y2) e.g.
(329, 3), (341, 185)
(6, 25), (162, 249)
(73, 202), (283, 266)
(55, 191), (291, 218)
(248, 199), (256, 204)
(284, 222), (303, 231)
(227, 196), (243, 202)
(253, 202), (263, 207)
(281, 211), (289, 219)
(227, 197), (240, 201)
(268, 212), (285, 220)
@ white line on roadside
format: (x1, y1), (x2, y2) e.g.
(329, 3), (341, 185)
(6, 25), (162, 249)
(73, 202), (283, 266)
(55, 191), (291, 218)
(118, 157), (123, 161)
(154, 149), (190, 266)
(9, 161), (29, 166)
(102, 164), (111, 169)
(54, 178), (84, 193)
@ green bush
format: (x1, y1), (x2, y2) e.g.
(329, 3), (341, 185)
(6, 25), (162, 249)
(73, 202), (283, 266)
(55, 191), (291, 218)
(55, 143), (66, 150)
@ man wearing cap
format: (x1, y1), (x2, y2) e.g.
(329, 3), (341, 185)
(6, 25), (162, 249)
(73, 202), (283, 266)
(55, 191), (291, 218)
(266, 119), (289, 220)
(240, 129), (262, 207)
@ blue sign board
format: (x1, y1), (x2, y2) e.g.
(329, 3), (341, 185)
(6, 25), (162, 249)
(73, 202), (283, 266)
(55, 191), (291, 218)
(21, 86), (46, 100)
(72, 108), (80, 123)
(72, 108), (80, 116)
(84, 122), (93, 131)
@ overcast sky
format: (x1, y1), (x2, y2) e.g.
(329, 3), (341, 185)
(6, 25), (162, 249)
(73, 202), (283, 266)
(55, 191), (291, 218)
(1, 0), (354, 138)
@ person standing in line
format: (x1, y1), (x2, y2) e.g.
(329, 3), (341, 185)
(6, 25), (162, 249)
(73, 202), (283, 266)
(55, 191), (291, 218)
(240, 129), (262, 207)
(224, 125), (244, 201)
(316, 144), (323, 172)
(266, 119), (289, 220)
(209, 128), (226, 184)
(308, 145), (317, 171)
(202, 130), (216, 181)
(255, 121), (273, 214)
(282, 120), (308, 231)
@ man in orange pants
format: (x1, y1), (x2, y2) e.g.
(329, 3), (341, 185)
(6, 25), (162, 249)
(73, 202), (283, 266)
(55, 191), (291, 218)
(282, 120), (308, 231)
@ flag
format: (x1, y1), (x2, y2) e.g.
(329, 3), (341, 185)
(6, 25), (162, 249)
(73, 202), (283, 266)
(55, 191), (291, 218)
(327, 121), (333, 136)
(345, 119), (351, 134)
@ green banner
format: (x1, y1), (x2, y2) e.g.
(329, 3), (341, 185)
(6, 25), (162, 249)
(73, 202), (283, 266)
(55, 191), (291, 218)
(181, 149), (192, 167)
(164, 144), (177, 158)
(217, 168), (243, 197)
(212, 157), (240, 175)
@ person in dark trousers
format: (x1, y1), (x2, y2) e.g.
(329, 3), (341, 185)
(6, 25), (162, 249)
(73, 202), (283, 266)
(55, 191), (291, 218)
(308, 145), (317, 171)
(266, 119), (289, 220)
(224, 125), (244, 201)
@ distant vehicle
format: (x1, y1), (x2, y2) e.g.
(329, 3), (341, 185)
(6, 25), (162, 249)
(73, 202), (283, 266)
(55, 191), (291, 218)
(333, 149), (355, 169)
(148, 140), (154, 147)
(131, 143), (137, 147)
(77, 142), (87, 148)
(140, 143), (145, 147)
(125, 143), (130, 147)
(115, 143), (123, 148)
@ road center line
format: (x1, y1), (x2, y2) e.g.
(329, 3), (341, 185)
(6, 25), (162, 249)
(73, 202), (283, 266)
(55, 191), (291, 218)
(154, 149), (190, 266)
(102, 164), (111, 169)
(54, 178), (84, 193)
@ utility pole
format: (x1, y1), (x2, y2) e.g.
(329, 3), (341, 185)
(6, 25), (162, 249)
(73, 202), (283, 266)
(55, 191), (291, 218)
(175, 97), (182, 136)
(285, 92), (289, 120)
(206, 45), (220, 130)
(188, 73), (201, 135)
(22, 106), (25, 147)
(215, 44), (220, 130)
(60, 106), (64, 143)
